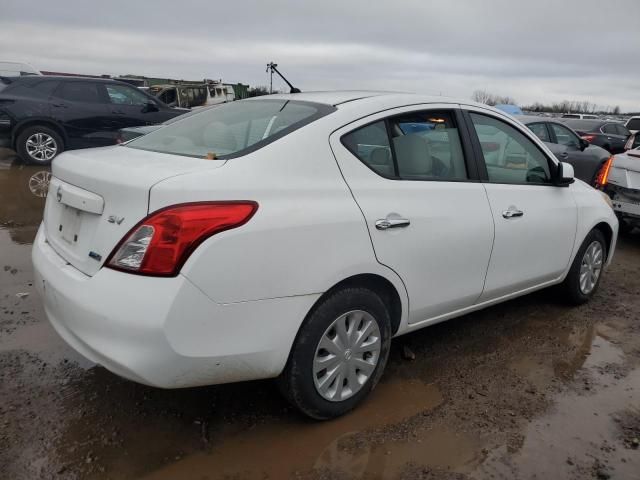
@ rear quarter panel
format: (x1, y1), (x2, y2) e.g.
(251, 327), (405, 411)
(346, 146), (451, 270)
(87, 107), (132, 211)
(148, 119), (409, 315)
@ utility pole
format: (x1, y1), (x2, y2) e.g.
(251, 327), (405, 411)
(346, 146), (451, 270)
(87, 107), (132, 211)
(266, 61), (277, 94)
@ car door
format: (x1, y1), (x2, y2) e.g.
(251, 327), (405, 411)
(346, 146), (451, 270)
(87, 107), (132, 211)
(548, 122), (603, 184)
(330, 105), (494, 324)
(464, 108), (577, 301)
(601, 123), (627, 153)
(50, 81), (112, 148)
(105, 83), (173, 131)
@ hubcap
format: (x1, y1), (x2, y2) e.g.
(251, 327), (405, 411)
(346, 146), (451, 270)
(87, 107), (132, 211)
(28, 170), (52, 198)
(26, 132), (57, 161)
(313, 310), (381, 402)
(579, 240), (603, 295)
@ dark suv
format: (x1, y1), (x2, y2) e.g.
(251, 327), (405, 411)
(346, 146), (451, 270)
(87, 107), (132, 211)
(0, 76), (186, 164)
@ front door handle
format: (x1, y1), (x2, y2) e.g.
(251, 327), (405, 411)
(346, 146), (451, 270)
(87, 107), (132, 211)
(375, 217), (411, 230)
(502, 208), (524, 219)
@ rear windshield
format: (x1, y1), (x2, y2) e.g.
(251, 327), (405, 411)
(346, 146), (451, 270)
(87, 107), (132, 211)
(127, 99), (335, 159)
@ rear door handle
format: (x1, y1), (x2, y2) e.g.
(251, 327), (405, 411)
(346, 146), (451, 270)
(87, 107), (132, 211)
(112, 110), (125, 115)
(375, 217), (411, 230)
(52, 103), (68, 108)
(502, 208), (524, 219)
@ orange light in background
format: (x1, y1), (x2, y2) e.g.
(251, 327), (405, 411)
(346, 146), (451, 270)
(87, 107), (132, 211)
(595, 157), (614, 188)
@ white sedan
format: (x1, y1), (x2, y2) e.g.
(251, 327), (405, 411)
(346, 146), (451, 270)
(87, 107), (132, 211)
(33, 92), (618, 419)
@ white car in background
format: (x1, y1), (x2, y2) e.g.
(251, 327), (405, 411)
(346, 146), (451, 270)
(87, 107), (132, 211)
(625, 116), (640, 134)
(605, 145), (640, 233)
(33, 92), (618, 419)
(0, 61), (41, 76)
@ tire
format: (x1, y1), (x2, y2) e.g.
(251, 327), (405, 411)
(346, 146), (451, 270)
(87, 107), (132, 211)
(279, 287), (392, 420)
(16, 125), (64, 165)
(560, 229), (607, 305)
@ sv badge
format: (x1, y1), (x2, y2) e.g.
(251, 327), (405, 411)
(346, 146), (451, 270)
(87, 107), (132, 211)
(107, 215), (125, 225)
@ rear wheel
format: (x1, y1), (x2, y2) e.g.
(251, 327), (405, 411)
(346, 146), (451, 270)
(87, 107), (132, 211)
(279, 287), (391, 419)
(16, 125), (64, 165)
(560, 229), (607, 305)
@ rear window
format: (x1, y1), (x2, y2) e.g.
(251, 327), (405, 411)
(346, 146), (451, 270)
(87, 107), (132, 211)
(127, 99), (335, 159)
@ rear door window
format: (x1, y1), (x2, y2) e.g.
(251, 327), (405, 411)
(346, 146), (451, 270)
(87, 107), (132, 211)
(602, 124), (618, 135)
(57, 82), (104, 103)
(615, 124), (630, 136)
(106, 84), (150, 106)
(550, 123), (580, 147)
(342, 110), (468, 181)
(342, 121), (393, 177)
(527, 123), (550, 142)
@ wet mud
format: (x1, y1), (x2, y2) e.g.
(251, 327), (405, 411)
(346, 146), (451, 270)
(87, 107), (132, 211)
(1, 150), (639, 479)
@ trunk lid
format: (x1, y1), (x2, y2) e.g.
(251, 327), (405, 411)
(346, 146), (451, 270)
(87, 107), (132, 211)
(43, 145), (226, 276)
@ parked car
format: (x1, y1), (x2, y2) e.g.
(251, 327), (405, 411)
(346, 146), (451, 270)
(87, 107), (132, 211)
(33, 92), (618, 419)
(603, 146), (640, 234)
(116, 105), (220, 143)
(625, 132), (640, 151)
(0, 61), (41, 77)
(516, 115), (612, 186)
(625, 116), (640, 134)
(560, 118), (631, 154)
(148, 83), (235, 110)
(148, 84), (209, 109)
(0, 76), (186, 164)
(561, 113), (598, 119)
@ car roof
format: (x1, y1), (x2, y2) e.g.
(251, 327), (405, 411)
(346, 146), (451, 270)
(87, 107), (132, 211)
(515, 115), (567, 125)
(258, 90), (483, 108)
(5, 75), (125, 84)
(559, 118), (607, 130)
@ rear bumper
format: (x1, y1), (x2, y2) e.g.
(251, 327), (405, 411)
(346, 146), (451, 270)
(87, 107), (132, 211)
(32, 225), (318, 388)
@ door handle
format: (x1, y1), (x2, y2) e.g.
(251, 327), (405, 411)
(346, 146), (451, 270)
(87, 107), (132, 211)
(52, 103), (68, 108)
(112, 110), (125, 115)
(502, 208), (524, 219)
(375, 217), (411, 230)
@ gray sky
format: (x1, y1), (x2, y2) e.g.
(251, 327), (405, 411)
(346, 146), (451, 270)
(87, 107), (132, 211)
(1, 0), (639, 111)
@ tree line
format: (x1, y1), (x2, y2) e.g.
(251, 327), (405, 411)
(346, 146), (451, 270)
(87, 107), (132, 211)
(471, 89), (622, 115)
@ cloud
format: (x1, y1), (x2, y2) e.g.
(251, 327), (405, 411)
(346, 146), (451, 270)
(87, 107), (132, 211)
(1, 0), (639, 110)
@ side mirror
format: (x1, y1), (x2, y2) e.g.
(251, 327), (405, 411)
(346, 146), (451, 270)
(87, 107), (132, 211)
(579, 138), (589, 151)
(555, 161), (575, 187)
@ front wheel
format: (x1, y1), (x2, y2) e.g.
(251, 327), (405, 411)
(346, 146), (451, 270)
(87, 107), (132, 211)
(560, 229), (607, 305)
(16, 125), (64, 165)
(279, 287), (392, 419)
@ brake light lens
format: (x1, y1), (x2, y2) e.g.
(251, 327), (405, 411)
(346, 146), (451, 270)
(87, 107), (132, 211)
(106, 202), (258, 276)
(595, 157), (614, 189)
(581, 134), (596, 143)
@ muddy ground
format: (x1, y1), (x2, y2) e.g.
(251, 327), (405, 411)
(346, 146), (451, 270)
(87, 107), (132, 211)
(0, 149), (639, 479)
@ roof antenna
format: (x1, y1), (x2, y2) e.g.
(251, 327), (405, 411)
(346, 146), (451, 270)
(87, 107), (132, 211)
(266, 62), (301, 94)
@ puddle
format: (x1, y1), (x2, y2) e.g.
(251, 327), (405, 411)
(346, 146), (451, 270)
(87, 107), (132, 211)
(0, 158), (50, 247)
(481, 335), (640, 479)
(138, 379), (466, 480)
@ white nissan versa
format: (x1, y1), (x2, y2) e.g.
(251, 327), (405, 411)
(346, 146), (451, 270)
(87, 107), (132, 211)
(33, 92), (618, 419)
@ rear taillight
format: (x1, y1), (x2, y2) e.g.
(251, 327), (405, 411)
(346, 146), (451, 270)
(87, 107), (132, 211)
(106, 202), (258, 276)
(595, 157), (614, 189)
(581, 134), (596, 143)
